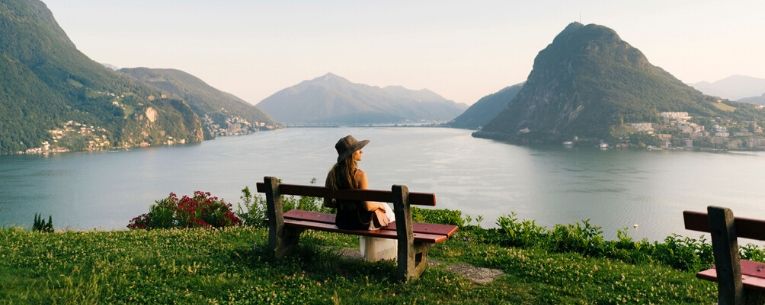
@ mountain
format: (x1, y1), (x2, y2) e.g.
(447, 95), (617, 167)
(692, 75), (765, 101)
(0, 0), (203, 154)
(448, 83), (524, 129)
(475, 22), (765, 145)
(739, 94), (765, 105)
(119, 68), (276, 138)
(257, 73), (467, 125)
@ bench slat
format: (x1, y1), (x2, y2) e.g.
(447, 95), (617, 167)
(386, 222), (459, 238)
(697, 260), (765, 291)
(256, 182), (436, 206)
(683, 211), (765, 240)
(283, 218), (448, 243)
(283, 210), (459, 238)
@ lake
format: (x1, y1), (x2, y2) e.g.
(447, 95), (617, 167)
(1, 127), (764, 241)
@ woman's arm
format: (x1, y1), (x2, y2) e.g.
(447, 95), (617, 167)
(356, 170), (386, 212)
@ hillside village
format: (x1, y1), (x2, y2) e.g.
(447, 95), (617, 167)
(202, 114), (274, 137)
(617, 109), (765, 151)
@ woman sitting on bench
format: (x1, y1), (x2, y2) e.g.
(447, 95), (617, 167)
(325, 135), (395, 230)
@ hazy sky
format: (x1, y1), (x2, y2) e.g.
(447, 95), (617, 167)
(43, 0), (765, 105)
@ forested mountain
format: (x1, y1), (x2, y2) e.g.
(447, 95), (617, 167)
(257, 73), (467, 125)
(119, 68), (276, 139)
(449, 83), (524, 129)
(475, 22), (765, 146)
(0, 0), (202, 154)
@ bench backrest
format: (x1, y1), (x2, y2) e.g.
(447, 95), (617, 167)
(255, 182), (436, 206)
(684, 210), (765, 240)
(255, 176), (438, 281)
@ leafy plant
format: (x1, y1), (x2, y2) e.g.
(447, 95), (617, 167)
(487, 212), (765, 272)
(412, 207), (466, 227)
(235, 186), (268, 227)
(32, 213), (53, 233)
(128, 191), (241, 230)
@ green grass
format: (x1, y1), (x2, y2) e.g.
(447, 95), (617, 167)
(0, 226), (716, 304)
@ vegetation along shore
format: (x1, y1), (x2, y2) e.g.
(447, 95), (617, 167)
(4, 192), (764, 304)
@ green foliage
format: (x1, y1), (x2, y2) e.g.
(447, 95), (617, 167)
(31, 213), (53, 233)
(235, 186), (268, 228)
(412, 207), (466, 227)
(495, 212), (545, 247)
(486, 212), (764, 272)
(0, 225), (716, 304)
(235, 186), (332, 228)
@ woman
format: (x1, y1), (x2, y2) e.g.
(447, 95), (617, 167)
(325, 135), (395, 230)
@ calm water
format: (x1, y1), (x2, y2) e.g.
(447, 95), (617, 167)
(1, 127), (764, 241)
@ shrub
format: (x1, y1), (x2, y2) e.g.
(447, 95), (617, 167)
(496, 212), (546, 247)
(234, 185), (331, 228)
(412, 207), (466, 227)
(235, 186), (268, 227)
(32, 214), (54, 233)
(489, 212), (765, 271)
(128, 192), (241, 230)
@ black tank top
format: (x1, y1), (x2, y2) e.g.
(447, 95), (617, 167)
(334, 169), (374, 230)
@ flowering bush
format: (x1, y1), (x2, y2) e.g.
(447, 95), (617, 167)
(128, 191), (241, 230)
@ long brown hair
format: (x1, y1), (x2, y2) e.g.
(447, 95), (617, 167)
(326, 156), (358, 191)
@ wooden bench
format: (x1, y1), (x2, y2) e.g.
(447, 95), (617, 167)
(683, 206), (765, 305)
(255, 176), (459, 281)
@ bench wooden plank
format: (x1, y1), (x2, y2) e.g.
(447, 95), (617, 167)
(284, 210), (336, 223)
(697, 260), (765, 291)
(386, 222), (459, 238)
(256, 182), (436, 206)
(683, 211), (765, 240)
(283, 210), (458, 238)
(283, 218), (448, 243)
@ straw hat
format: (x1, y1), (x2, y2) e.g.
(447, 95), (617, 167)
(335, 135), (369, 163)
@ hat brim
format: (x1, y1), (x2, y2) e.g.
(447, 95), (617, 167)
(337, 139), (369, 163)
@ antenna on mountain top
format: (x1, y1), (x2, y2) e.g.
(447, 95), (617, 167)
(579, 12), (582, 23)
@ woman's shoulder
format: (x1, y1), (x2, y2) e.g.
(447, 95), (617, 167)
(354, 168), (366, 177)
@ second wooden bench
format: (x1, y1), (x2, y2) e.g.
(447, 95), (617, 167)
(683, 206), (765, 305)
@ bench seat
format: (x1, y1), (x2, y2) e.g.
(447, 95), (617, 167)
(697, 260), (765, 292)
(283, 210), (458, 244)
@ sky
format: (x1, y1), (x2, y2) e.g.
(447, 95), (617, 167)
(42, 0), (765, 106)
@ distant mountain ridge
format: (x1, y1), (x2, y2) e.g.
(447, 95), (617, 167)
(257, 73), (467, 125)
(449, 83), (524, 129)
(475, 22), (765, 145)
(739, 94), (765, 105)
(0, 0), (203, 154)
(692, 75), (765, 101)
(119, 67), (276, 138)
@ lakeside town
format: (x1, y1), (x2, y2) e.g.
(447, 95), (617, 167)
(610, 108), (765, 151)
(21, 116), (275, 155)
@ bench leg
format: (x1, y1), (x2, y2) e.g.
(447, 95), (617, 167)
(398, 241), (433, 281)
(745, 289), (765, 305)
(411, 242), (433, 279)
(274, 226), (303, 258)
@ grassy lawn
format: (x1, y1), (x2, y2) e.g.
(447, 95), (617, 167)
(0, 227), (715, 304)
